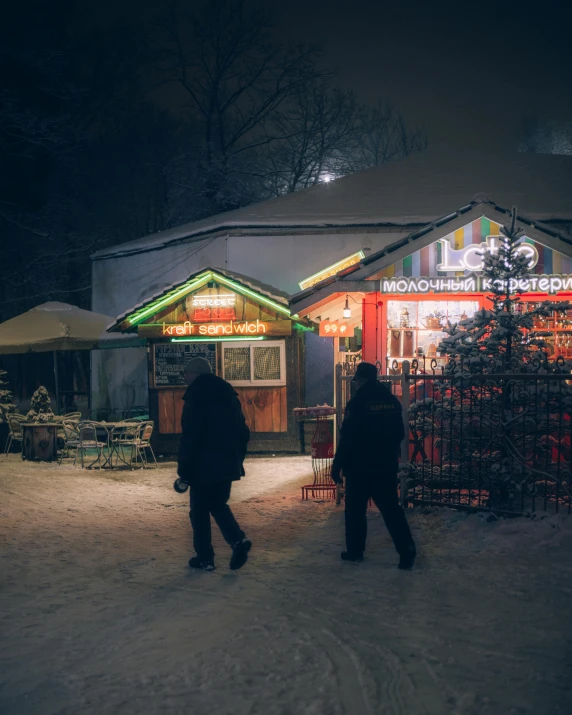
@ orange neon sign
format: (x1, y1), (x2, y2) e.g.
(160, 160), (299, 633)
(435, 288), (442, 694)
(138, 319), (292, 338)
(164, 320), (265, 336)
(319, 320), (355, 337)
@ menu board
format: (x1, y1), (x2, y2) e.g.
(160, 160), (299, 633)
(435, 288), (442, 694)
(154, 343), (217, 387)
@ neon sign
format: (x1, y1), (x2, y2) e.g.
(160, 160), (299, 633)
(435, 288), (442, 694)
(138, 319), (292, 338)
(190, 292), (237, 322)
(299, 251), (365, 290)
(165, 320), (265, 336)
(437, 236), (539, 273)
(318, 320), (355, 337)
(381, 274), (572, 295)
(191, 293), (236, 308)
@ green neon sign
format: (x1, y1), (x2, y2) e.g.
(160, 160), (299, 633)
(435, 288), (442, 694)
(215, 274), (291, 316)
(128, 273), (213, 326)
(125, 270), (293, 328)
(171, 336), (265, 343)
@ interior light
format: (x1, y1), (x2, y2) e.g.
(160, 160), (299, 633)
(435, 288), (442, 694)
(343, 296), (351, 319)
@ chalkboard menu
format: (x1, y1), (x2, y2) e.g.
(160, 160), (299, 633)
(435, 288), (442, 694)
(154, 343), (217, 387)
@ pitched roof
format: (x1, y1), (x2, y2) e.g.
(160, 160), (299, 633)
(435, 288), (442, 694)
(108, 267), (293, 332)
(213, 268), (289, 304)
(289, 201), (572, 314)
(92, 149), (572, 260)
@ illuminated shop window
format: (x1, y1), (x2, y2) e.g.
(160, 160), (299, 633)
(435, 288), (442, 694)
(518, 301), (572, 358)
(386, 300), (479, 360)
(223, 340), (286, 386)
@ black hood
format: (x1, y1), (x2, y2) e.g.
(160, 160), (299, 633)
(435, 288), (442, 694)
(183, 373), (237, 402)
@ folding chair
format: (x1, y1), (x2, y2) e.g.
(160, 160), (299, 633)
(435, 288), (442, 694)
(4, 414), (24, 456)
(76, 421), (109, 469)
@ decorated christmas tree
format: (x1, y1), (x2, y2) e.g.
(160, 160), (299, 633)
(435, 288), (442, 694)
(0, 369), (17, 423)
(26, 386), (55, 423)
(407, 208), (572, 511)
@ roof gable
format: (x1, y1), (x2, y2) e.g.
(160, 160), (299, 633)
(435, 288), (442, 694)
(290, 202), (572, 313)
(109, 268), (292, 333)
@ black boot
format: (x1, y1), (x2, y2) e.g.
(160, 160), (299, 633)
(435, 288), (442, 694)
(189, 556), (216, 571)
(341, 551), (364, 562)
(230, 539), (252, 570)
(398, 546), (416, 570)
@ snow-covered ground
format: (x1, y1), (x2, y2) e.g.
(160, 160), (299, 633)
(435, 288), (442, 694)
(1, 455), (571, 715)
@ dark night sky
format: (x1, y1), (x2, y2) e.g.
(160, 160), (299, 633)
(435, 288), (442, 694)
(76, 0), (572, 149)
(266, 0), (572, 149)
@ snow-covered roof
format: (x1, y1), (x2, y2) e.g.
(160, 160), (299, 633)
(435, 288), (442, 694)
(0, 301), (144, 352)
(92, 149), (572, 260)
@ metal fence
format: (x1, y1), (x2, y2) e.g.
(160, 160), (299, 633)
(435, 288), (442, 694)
(335, 360), (572, 516)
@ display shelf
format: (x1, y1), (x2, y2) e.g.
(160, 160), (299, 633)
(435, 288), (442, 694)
(386, 299), (479, 362)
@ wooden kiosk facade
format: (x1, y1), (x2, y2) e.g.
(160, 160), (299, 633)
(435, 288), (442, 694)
(108, 268), (311, 454)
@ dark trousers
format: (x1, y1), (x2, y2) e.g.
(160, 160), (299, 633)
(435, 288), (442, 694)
(345, 474), (415, 556)
(189, 482), (245, 561)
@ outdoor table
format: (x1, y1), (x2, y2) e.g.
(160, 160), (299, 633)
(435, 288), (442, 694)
(22, 422), (59, 462)
(98, 421), (139, 468)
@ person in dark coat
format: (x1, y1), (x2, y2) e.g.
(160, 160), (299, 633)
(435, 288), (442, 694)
(331, 362), (416, 569)
(175, 357), (251, 571)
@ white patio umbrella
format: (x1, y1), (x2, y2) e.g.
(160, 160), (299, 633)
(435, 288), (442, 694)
(0, 302), (143, 408)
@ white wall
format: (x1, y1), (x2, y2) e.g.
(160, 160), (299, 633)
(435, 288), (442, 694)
(92, 347), (149, 413)
(226, 233), (382, 293)
(92, 236), (228, 317)
(91, 230), (404, 409)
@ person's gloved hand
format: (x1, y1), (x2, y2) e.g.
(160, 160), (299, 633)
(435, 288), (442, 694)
(173, 478), (190, 494)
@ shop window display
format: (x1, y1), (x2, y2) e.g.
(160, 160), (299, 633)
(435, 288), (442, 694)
(386, 300), (480, 362)
(518, 302), (572, 358)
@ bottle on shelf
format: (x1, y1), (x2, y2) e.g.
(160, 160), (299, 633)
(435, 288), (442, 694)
(402, 330), (414, 357)
(389, 330), (400, 357)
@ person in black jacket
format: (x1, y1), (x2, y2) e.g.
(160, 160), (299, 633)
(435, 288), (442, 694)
(331, 362), (416, 569)
(176, 357), (251, 571)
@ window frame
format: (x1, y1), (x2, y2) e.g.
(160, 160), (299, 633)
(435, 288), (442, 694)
(222, 340), (287, 387)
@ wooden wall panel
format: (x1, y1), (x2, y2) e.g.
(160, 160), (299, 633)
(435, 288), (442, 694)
(236, 387), (287, 433)
(276, 387), (287, 432)
(157, 386), (287, 436)
(158, 390), (175, 434)
(238, 389), (256, 432)
(270, 387), (286, 432)
(254, 389), (274, 432)
(173, 390), (185, 434)
(157, 388), (186, 434)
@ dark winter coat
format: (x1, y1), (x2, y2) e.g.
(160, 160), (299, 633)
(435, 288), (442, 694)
(331, 379), (404, 480)
(177, 374), (250, 486)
